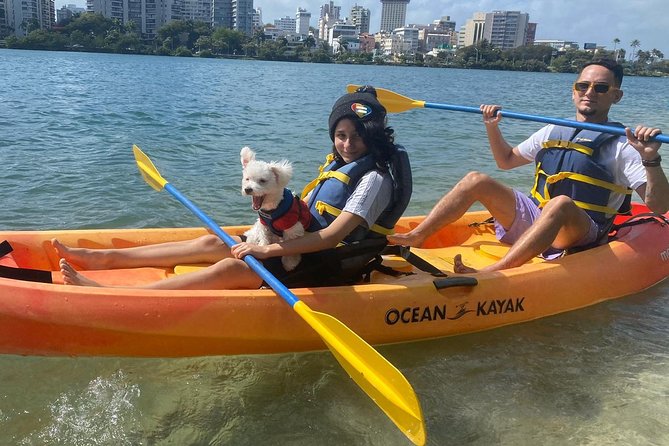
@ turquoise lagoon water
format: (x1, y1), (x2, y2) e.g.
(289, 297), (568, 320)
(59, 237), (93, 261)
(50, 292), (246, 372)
(1, 49), (668, 445)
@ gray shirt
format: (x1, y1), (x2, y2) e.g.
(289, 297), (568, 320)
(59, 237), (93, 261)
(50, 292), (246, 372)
(343, 170), (393, 228)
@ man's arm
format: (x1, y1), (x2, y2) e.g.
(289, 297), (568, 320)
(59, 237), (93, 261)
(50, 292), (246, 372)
(627, 126), (669, 214)
(480, 105), (532, 170)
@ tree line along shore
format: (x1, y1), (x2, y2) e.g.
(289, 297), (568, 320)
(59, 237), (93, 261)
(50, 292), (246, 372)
(4, 13), (667, 77)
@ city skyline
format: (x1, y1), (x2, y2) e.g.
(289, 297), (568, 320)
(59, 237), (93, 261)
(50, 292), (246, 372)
(54, 0), (667, 56)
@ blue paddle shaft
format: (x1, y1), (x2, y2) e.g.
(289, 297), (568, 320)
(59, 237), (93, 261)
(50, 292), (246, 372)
(163, 183), (299, 306)
(423, 102), (669, 144)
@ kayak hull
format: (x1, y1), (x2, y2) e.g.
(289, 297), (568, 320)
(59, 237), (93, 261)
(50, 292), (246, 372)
(1, 209), (668, 357)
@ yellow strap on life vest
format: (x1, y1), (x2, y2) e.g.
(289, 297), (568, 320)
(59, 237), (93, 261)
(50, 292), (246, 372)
(300, 154), (352, 199)
(314, 201), (394, 236)
(544, 171), (631, 195)
(301, 170), (351, 199)
(531, 165), (632, 215)
(541, 140), (594, 156)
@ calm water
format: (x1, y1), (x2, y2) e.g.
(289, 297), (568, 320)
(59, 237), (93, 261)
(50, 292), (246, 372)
(1, 49), (668, 445)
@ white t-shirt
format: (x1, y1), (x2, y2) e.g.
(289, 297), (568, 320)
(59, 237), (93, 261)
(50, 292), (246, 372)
(517, 124), (647, 213)
(343, 170), (393, 228)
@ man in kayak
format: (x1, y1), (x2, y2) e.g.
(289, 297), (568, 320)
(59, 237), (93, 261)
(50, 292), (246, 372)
(54, 86), (412, 289)
(388, 58), (669, 273)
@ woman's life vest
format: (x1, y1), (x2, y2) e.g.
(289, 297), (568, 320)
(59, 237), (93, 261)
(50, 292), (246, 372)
(278, 146), (412, 285)
(300, 146), (412, 243)
(530, 125), (633, 229)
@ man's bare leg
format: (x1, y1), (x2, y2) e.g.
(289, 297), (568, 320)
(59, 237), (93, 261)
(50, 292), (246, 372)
(454, 196), (593, 273)
(388, 172), (518, 247)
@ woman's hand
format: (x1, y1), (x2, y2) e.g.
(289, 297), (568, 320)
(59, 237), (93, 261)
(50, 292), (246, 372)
(231, 242), (272, 260)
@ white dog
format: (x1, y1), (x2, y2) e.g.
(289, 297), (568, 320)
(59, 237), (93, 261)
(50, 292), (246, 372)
(240, 146), (313, 271)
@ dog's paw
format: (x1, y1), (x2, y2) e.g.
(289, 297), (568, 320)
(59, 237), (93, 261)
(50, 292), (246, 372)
(282, 254), (301, 272)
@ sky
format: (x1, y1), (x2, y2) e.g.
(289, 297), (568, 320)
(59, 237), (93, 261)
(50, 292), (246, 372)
(56, 0), (668, 56)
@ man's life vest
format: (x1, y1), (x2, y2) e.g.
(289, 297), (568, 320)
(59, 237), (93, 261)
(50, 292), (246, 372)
(530, 125), (633, 228)
(300, 145), (412, 243)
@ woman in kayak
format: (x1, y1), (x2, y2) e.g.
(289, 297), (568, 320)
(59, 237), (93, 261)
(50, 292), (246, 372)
(54, 86), (411, 290)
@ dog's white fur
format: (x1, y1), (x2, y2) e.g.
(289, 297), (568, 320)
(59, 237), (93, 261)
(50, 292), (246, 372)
(241, 146), (305, 271)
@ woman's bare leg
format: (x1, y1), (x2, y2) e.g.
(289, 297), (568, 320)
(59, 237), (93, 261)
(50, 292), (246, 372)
(60, 256), (263, 290)
(52, 234), (239, 270)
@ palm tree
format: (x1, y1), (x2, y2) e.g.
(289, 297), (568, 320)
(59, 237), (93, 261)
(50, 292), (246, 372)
(651, 48), (664, 61)
(613, 38), (620, 60)
(630, 39), (640, 61)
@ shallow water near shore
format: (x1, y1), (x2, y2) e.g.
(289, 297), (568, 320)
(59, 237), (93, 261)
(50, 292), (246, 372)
(1, 48), (668, 445)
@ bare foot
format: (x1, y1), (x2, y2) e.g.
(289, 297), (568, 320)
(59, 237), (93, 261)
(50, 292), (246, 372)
(453, 254), (479, 274)
(59, 259), (103, 287)
(387, 231), (426, 247)
(52, 239), (108, 270)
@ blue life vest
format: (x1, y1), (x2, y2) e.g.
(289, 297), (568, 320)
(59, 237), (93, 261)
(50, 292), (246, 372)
(530, 125), (633, 227)
(300, 146), (412, 243)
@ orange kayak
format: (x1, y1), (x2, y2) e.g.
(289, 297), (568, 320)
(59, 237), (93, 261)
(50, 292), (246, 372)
(1, 205), (668, 357)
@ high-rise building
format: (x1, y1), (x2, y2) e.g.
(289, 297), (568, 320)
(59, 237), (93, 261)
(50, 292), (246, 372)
(274, 15), (296, 33)
(296, 7), (310, 35)
(56, 3), (85, 24)
(350, 5), (369, 34)
(318, 1), (340, 41)
(379, 0), (409, 33)
(1, 0), (54, 37)
(84, 0), (254, 40)
(252, 7), (262, 29)
(482, 10), (529, 50)
(181, 0), (211, 24)
(458, 12), (485, 47)
(525, 22), (537, 46)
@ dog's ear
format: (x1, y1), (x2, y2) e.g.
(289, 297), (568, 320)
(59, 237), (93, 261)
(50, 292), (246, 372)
(271, 160), (293, 188)
(240, 146), (256, 168)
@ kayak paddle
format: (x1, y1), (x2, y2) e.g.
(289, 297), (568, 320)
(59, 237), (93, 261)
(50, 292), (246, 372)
(132, 145), (426, 445)
(347, 84), (669, 143)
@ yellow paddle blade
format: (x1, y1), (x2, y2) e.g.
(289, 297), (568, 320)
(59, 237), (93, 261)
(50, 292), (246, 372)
(293, 301), (426, 445)
(132, 144), (168, 191)
(346, 84), (426, 113)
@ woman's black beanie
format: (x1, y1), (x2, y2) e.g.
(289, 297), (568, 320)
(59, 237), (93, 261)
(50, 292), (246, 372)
(328, 86), (386, 141)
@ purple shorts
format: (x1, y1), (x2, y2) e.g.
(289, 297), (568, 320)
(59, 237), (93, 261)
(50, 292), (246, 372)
(494, 190), (600, 260)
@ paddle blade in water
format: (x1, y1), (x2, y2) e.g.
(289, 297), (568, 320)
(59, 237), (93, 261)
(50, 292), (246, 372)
(133, 145), (168, 191)
(293, 301), (426, 445)
(346, 84), (426, 114)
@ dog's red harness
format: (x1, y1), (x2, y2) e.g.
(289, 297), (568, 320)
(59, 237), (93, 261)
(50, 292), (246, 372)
(258, 189), (314, 237)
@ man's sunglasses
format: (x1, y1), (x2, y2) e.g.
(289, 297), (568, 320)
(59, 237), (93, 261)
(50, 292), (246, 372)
(573, 81), (617, 94)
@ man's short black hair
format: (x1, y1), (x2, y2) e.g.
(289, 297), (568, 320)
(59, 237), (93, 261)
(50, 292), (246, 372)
(581, 58), (624, 87)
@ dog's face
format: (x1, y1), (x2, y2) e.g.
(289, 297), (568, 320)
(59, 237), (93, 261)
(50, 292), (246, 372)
(240, 146), (293, 211)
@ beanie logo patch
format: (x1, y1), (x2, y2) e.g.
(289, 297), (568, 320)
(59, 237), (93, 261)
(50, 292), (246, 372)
(351, 103), (372, 119)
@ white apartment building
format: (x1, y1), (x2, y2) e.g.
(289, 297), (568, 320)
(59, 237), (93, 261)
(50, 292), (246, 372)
(534, 39), (579, 51)
(458, 12), (485, 48)
(483, 10), (529, 50)
(318, 1), (340, 41)
(274, 15), (295, 33)
(379, 0), (409, 33)
(329, 21), (357, 52)
(181, 0), (211, 23)
(1, 0), (55, 37)
(295, 7), (310, 35)
(349, 5), (369, 34)
(377, 26), (417, 56)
